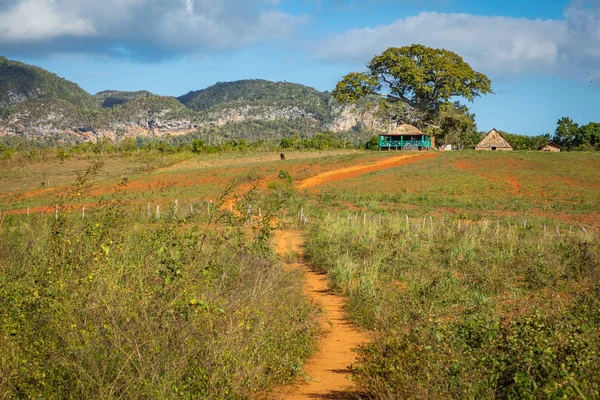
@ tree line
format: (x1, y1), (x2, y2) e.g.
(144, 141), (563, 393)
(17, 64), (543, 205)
(0, 130), (360, 161)
(496, 118), (599, 151)
(552, 117), (600, 151)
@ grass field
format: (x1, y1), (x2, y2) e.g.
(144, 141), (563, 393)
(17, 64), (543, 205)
(308, 151), (600, 229)
(1, 149), (598, 398)
(305, 213), (599, 398)
(0, 150), (384, 211)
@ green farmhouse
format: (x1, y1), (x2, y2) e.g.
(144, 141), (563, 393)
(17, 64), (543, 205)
(378, 124), (434, 151)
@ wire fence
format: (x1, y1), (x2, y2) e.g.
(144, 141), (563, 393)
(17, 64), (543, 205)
(1, 201), (598, 241)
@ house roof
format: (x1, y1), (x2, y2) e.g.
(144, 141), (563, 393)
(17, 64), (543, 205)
(475, 128), (513, 149)
(385, 124), (424, 136)
(539, 142), (561, 149)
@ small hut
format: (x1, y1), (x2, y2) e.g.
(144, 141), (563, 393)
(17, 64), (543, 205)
(539, 142), (561, 152)
(379, 124), (434, 151)
(475, 128), (513, 151)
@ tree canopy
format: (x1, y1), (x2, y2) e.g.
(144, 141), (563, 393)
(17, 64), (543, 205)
(553, 117), (580, 149)
(501, 132), (550, 151)
(553, 117), (600, 150)
(332, 44), (492, 129)
(426, 102), (478, 148)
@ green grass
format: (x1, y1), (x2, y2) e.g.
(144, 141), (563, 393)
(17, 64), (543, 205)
(297, 150), (600, 398)
(304, 213), (600, 399)
(0, 151), (193, 195)
(0, 150), (385, 212)
(0, 174), (317, 399)
(2, 149), (599, 399)
(313, 151), (600, 222)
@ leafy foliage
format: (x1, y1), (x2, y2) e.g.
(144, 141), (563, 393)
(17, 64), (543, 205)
(305, 214), (600, 399)
(426, 102), (479, 148)
(332, 45), (492, 127)
(279, 132), (353, 150)
(0, 173), (317, 398)
(500, 131), (551, 150)
(553, 117), (600, 150)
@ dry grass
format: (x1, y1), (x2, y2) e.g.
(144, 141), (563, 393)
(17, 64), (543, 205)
(0, 177), (318, 399)
(304, 213), (600, 399)
(309, 151), (600, 228)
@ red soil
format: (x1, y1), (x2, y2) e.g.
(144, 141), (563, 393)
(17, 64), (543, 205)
(297, 153), (438, 190)
(272, 230), (369, 399)
(453, 160), (522, 194)
(532, 209), (600, 229)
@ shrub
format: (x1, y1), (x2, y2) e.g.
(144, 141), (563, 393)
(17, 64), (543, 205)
(304, 214), (600, 398)
(0, 183), (317, 398)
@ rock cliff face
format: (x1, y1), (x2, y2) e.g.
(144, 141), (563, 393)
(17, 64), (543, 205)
(0, 59), (384, 142)
(202, 105), (319, 126)
(1, 89), (40, 108)
(327, 105), (390, 132)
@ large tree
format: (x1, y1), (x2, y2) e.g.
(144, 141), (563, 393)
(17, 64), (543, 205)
(552, 117), (579, 149)
(427, 102), (478, 148)
(577, 122), (600, 149)
(552, 118), (600, 150)
(332, 44), (492, 129)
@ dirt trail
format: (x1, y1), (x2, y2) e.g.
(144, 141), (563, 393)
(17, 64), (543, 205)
(270, 153), (439, 398)
(272, 230), (368, 399)
(297, 152), (437, 190)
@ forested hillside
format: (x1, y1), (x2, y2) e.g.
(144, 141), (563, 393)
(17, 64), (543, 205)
(0, 58), (376, 143)
(179, 79), (333, 122)
(95, 90), (155, 108)
(5, 57), (596, 150)
(0, 57), (98, 110)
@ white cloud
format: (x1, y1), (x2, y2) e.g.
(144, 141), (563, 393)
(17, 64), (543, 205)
(315, 2), (600, 79)
(0, 0), (95, 41)
(0, 0), (305, 58)
(564, 0), (600, 64)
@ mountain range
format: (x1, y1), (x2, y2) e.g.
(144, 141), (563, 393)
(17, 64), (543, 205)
(0, 57), (382, 143)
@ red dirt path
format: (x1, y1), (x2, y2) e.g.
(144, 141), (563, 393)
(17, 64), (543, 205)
(298, 153), (438, 190)
(272, 230), (368, 399)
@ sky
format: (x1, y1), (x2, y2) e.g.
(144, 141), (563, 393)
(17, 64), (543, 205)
(1, 0), (599, 135)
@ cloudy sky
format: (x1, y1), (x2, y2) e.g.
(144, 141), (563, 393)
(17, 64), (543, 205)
(1, 0), (599, 135)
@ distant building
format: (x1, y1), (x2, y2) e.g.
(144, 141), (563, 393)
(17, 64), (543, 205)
(539, 142), (561, 152)
(475, 128), (513, 151)
(379, 124), (434, 151)
(442, 144), (453, 151)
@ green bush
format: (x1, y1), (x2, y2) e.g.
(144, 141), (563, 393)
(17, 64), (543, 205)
(305, 215), (600, 399)
(0, 183), (317, 398)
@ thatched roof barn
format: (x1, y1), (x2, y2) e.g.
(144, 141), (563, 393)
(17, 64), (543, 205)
(475, 128), (513, 151)
(539, 142), (561, 152)
(389, 124), (423, 135)
(379, 124), (435, 150)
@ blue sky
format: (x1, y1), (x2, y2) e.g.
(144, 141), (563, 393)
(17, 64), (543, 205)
(1, 0), (599, 135)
